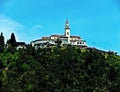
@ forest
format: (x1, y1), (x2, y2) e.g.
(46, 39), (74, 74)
(0, 45), (119, 92)
(0, 33), (120, 92)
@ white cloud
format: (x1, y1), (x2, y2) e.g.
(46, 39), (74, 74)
(32, 24), (43, 29)
(0, 14), (24, 42)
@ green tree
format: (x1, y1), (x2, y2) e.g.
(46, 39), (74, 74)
(7, 33), (16, 47)
(10, 33), (16, 47)
(0, 32), (4, 52)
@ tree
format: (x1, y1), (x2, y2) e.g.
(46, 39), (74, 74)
(0, 33), (4, 47)
(10, 33), (16, 47)
(7, 33), (16, 47)
(0, 32), (4, 52)
(0, 45), (119, 91)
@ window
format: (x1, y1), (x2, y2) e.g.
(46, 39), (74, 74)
(67, 32), (69, 35)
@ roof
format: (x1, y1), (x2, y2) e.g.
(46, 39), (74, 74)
(60, 36), (68, 38)
(37, 39), (48, 41)
(42, 36), (49, 40)
(70, 39), (86, 42)
(31, 38), (56, 43)
(70, 36), (81, 39)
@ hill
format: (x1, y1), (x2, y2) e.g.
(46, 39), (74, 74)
(0, 45), (120, 92)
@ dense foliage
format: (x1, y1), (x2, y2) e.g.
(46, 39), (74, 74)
(0, 45), (120, 92)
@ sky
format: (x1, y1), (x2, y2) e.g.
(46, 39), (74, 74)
(0, 0), (120, 54)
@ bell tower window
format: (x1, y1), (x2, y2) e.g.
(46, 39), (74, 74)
(67, 32), (69, 35)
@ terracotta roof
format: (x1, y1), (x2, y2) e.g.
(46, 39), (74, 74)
(70, 36), (80, 39)
(42, 36), (49, 40)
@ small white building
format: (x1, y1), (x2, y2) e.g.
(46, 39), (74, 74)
(31, 39), (56, 49)
(70, 36), (86, 46)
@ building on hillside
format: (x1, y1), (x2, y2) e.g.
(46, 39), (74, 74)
(30, 20), (87, 48)
(6, 39), (26, 50)
(16, 42), (26, 50)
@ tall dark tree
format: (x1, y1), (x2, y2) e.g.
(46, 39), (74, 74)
(0, 32), (4, 47)
(0, 32), (4, 51)
(9, 33), (16, 47)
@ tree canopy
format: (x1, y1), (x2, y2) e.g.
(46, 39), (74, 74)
(0, 45), (119, 92)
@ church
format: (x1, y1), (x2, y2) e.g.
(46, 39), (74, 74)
(30, 20), (87, 48)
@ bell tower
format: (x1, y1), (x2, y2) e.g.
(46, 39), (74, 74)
(65, 20), (70, 43)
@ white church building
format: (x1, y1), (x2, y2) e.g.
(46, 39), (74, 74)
(30, 20), (87, 48)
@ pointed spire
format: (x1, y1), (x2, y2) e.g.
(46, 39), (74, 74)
(65, 19), (70, 29)
(66, 19), (69, 24)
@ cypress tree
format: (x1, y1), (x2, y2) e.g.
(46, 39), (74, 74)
(0, 32), (4, 51)
(8, 33), (17, 47)
(0, 32), (4, 47)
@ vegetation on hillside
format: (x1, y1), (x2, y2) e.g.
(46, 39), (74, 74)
(0, 44), (119, 92)
(0, 33), (119, 92)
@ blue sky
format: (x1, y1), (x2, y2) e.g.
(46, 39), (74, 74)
(0, 0), (120, 53)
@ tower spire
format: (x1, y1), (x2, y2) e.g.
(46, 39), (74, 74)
(65, 19), (70, 29)
(66, 19), (69, 24)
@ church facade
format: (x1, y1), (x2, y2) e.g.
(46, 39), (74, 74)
(30, 20), (87, 48)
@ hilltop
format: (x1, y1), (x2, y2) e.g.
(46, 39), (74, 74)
(0, 45), (119, 92)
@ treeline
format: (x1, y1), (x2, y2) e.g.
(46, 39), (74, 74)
(0, 45), (119, 92)
(0, 32), (25, 51)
